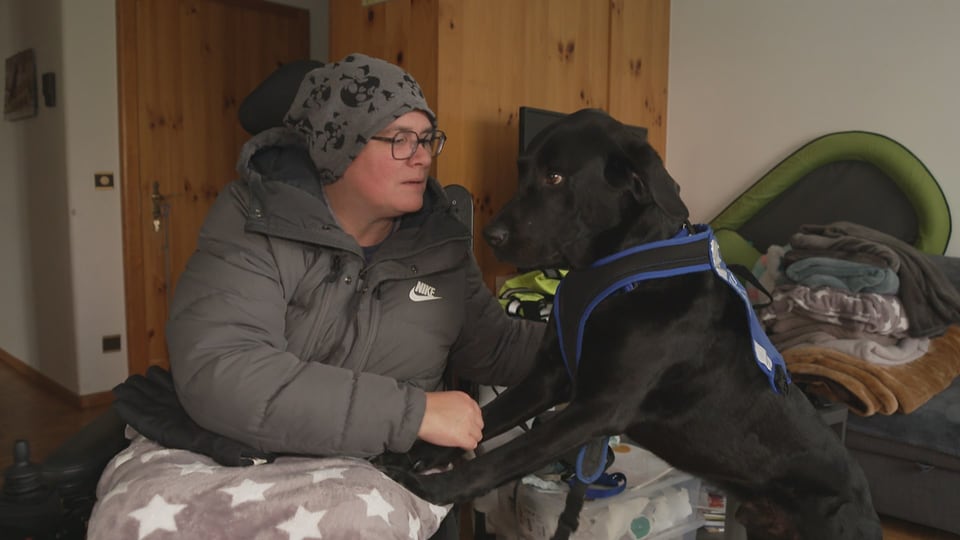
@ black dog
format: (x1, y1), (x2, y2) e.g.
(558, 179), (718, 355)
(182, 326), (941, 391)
(384, 109), (881, 539)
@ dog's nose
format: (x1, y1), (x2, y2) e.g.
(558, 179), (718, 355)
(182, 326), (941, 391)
(484, 223), (509, 247)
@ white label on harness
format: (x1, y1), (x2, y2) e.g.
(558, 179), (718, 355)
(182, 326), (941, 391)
(710, 238), (745, 295)
(709, 235), (780, 382)
(753, 341), (774, 371)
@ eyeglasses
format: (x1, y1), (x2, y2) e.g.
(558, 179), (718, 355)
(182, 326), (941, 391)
(369, 130), (447, 160)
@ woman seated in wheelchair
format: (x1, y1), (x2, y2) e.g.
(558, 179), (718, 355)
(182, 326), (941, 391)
(94, 53), (543, 540)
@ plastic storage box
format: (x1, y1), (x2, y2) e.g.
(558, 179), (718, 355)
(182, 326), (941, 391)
(478, 443), (705, 540)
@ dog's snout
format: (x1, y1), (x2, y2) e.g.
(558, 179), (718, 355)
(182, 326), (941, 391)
(483, 222), (510, 248)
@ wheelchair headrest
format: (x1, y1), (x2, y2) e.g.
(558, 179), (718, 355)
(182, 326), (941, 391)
(238, 59), (322, 136)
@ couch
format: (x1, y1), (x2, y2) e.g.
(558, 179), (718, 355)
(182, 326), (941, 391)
(711, 130), (960, 535)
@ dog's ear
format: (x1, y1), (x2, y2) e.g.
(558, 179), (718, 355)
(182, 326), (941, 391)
(605, 127), (689, 221)
(735, 499), (802, 540)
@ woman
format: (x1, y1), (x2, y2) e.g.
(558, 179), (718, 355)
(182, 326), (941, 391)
(93, 54), (543, 540)
(167, 53), (543, 460)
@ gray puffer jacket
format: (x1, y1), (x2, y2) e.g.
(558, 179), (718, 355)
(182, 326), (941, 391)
(167, 128), (544, 457)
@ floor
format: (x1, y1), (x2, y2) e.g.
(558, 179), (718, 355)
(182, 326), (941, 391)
(0, 360), (110, 471)
(694, 522), (959, 540)
(1, 360), (957, 540)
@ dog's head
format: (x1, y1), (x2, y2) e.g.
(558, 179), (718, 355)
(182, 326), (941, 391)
(484, 108), (689, 269)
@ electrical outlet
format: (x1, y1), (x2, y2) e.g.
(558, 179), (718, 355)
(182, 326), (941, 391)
(95, 172), (115, 190)
(102, 334), (122, 353)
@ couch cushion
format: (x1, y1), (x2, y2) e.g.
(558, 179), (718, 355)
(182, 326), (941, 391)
(846, 378), (960, 468)
(847, 447), (960, 534)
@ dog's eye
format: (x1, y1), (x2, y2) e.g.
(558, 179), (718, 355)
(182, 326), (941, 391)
(544, 172), (564, 186)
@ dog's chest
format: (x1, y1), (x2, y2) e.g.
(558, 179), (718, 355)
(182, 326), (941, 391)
(553, 225), (788, 393)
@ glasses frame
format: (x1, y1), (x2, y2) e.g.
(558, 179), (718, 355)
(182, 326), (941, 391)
(369, 129), (447, 160)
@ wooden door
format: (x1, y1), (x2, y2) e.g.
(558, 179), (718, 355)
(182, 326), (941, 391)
(118, 0), (309, 376)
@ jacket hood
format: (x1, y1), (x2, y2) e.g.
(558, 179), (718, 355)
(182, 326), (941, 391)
(235, 128), (460, 251)
(237, 126), (316, 194)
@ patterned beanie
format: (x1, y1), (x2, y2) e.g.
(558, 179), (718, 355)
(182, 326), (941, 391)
(283, 53), (435, 184)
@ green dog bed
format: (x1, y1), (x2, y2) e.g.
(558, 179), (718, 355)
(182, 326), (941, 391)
(710, 130), (950, 268)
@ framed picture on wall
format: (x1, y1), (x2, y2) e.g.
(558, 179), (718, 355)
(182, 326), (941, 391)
(4, 48), (38, 121)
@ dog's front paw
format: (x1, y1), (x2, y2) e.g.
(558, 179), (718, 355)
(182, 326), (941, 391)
(370, 451), (416, 471)
(406, 441), (465, 472)
(380, 465), (448, 502)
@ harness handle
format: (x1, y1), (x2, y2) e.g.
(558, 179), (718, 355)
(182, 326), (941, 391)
(727, 263), (774, 308)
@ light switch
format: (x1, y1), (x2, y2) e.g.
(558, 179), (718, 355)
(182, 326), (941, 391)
(95, 172), (114, 190)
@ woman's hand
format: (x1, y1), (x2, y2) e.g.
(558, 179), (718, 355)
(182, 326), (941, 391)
(417, 391), (484, 450)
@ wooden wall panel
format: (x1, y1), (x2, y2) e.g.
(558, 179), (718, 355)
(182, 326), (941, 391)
(435, 0), (610, 285)
(328, 0), (439, 113)
(329, 0), (390, 57)
(608, 0), (670, 158)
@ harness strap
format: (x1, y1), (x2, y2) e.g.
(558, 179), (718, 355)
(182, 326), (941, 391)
(553, 224), (789, 394)
(574, 436), (610, 484)
(554, 474), (589, 540)
(547, 225), (790, 496)
(728, 262), (774, 308)
(569, 471), (627, 500)
(552, 440), (626, 538)
(554, 231), (711, 378)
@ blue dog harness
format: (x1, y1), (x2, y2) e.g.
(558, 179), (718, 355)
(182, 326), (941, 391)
(552, 224), (789, 485)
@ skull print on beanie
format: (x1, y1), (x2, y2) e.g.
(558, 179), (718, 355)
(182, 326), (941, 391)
(283, 53), (436, 184)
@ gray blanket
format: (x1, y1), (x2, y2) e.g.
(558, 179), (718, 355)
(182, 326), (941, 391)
(800, 222), (960, 337)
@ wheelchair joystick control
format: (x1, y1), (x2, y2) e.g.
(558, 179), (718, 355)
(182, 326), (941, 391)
(3, 440), (46, 501)
(1, 439), (65, 538)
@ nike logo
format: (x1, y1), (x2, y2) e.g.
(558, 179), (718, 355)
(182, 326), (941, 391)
(409, 280), (442, 302)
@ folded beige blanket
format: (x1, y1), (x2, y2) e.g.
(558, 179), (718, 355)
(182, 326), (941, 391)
(785, 326), (960, 416)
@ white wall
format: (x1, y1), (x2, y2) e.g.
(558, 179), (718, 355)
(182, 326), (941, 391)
(1, 0), (77, 390)
(667, 0), (960, 255)
(0, 0), (30, 363)
(0, 0), (328, 396)
(61, 0), (125, 395)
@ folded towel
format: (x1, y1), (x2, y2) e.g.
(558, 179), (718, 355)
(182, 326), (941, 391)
(784, 256), (899, 295)
(761, 284), (909, 337)
(787, 230), (901, 271)
(782, 335), (929, 366)
(785, 326), (960, 416)
(800, 222), (960, 337)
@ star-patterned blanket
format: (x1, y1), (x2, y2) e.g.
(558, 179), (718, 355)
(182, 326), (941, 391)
(88, 429), (450, 539)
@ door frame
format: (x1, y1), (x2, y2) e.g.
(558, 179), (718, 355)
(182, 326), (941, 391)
(117, 0), (149, 376)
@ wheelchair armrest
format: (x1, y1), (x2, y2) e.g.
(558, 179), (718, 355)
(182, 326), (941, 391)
(1, 408), (128, 538)
(41, 407), (129, 499)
